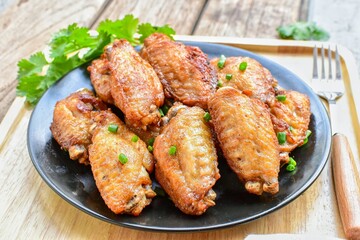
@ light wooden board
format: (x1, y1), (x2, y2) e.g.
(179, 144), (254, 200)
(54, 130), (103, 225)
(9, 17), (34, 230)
(2, 37), (359, 239)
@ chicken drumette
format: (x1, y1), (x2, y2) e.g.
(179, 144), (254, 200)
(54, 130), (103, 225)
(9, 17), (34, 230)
(208, 87), (280, 195)
(88, 110), (155, 216)
(140, 33), (217, 109)
(50, 89), (107, 165)
(153, 105), (220, 215)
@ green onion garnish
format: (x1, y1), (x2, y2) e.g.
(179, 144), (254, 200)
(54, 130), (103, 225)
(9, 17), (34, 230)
(131, 135), (139, 142)
(108, 124), (118, 133)
(302, 130), (312, 145)
(276, 94), (287, 102)
(161, 105), (170, 116)
(277, 132), (286, 145)
(217, 81), (223, 88)
(286, 164), (296, 172)
(239, 61), (247, 71)
(203, 112), (211, 122)
(225, 74), (233, 80)
(169, 146), (177, 156)
(289, 126), (294, 132)
(288, 157), (297, 166)
(217, 55), (226, 68)
(118, 153), (128, 164)
(148, 137), (155, 146)
(147, 145), (154, 152)
(159, 108), (164, 117)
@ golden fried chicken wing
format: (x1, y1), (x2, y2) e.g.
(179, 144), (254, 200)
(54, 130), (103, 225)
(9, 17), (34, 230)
(269, 90), (311, 162)
(208, 87), (280, 195)
(153, 105), (220, 215)
(210, 57), (277, 104)
(140, 33), (217, 109)
(50, 89), (107, 165)
(87, 55), (113, 104)
(105, 39), (164, 128)
(88, 110), (155, 215)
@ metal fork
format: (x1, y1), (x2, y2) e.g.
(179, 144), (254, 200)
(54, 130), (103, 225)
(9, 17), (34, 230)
(312, 45), (344, 134)
(312, 45), (360, 239)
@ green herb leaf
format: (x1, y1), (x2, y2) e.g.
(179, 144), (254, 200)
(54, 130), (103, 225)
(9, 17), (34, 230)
(138, 23), (175, 43)
(277, 21), (330, 41)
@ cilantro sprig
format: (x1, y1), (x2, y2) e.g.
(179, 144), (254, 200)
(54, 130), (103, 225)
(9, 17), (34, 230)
(16, 14), (175, 105)
(277, 21), (330, 41)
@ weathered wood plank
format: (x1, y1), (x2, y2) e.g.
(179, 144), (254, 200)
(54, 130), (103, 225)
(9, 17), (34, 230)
(92, 0), (206, 34)
(194, 0), (309, 37)
(0, 0), (107, 122)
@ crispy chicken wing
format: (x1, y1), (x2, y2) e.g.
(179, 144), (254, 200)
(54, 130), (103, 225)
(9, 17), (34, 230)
(210, 57), (277, 104)
(153, 105), (220, 215)
(208, 87), (280, 195)
(87, 55), (113, 104)
(50, 89), (107, 165)
(140, 33), (217, 109)
(269, 90), (311, 162)
(105, 39), (164, 128)
(88, 110), (155, 215)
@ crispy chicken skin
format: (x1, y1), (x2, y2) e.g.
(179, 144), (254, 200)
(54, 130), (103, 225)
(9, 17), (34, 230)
(208, 87), (280, 195)
(88, 110), (155, 215)
(105, 39), (164, 128)
(153, 105), (220, 215)
(50, 89), (107, 165)
(269, 90), (311, 162)
(87, 55), (113, 104)
(210, 57), (277, 104)
(140, 33), (217, 109)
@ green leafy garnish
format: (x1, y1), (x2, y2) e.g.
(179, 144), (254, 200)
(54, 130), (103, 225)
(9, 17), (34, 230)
(286, 157), (297, 172)
(16, 14), (176, 105)
(277, 21), (330, 41)
(301, 130), (312, 146)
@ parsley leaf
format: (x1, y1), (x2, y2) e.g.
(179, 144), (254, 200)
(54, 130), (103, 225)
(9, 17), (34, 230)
(277, 21), (330, 41)
(138, 23), (176, 43)
(16, 14), (176, 105)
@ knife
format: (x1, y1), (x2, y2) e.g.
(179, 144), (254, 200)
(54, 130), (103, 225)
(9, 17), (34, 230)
(332, 133), (360, 240)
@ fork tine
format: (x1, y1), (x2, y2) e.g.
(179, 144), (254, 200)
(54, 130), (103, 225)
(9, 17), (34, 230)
(335, 46), (342, 80)
(313, 45), (318, 79)
(328, 46), (333, 79)
(321, 45), (326, 79)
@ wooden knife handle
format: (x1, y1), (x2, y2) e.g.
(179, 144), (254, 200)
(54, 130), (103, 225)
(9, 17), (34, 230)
(332, 133), (360, 240)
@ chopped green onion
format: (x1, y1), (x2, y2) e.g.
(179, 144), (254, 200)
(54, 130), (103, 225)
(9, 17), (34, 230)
(302, 130), (312, 146)
(159, 108), (164, 117)
(108, 124), (118, 133)
(217, 81), (223, 87)
(131, 135), (139, 142)
(288, 157), (297, 167)
(161, 105), (170, 116)
(286, 164), (296, 172)
(118, 153), (128, 164)
(277, 132), (286, 145)
(276, 94), (287, 102)
(147, 145), (154, 152)
(148, 137), (155, 146)
(217, 55), (226, 68)
(169, 145), (177, 156)
(203, 112), (211, 122)
(239, 61), (247, 71)
(225, 73), (233, 80)
(289, 126), (294, 132)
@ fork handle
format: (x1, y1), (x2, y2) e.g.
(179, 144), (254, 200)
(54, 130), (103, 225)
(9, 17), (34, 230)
(332, 133), (360, 240)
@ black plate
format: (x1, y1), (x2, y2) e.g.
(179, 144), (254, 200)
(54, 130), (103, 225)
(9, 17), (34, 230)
(27, 42), (331, 232)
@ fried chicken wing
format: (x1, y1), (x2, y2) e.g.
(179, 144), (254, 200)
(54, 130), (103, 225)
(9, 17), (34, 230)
(208, 87), (280, 195)
(210, 57), (277, 104)
(153, 105), (220, 215)
(87, 55), (113, 104)
(269, 90), (311, 162)
(105, 39), (164, 128)
(50, 89), (107, 165)
(88, 110), (155, 215)
(140, 33), (217, 109)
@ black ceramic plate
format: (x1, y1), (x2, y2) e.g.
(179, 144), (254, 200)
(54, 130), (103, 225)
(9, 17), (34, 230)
(27, 42), (331, 232)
